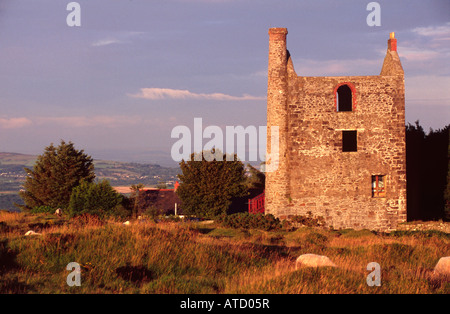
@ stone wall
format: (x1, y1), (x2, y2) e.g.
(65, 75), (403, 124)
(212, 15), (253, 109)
(266, 28), (407, 231)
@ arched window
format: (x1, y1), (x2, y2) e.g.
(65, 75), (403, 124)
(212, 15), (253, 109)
(336, 84), (353, 112)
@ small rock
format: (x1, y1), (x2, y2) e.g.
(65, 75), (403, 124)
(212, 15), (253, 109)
(295, 254), (337, 269)
(55, 208), (62, 216)
(123, 221), (130, 225)
(25, 230), (42, 236)
(433, 257), (450, 277)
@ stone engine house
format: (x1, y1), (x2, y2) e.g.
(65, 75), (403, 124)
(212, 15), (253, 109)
(265, 28), (407, 231)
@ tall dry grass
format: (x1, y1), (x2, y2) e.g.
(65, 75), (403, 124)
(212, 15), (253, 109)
(0, 211), (449, 294)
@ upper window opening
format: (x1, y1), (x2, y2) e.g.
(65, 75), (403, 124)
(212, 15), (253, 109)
(337, 85), (353, 112)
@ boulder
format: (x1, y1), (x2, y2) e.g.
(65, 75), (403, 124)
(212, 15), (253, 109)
(295, 254), (337, 269)
(433, 256), (450, 277)
(55, 208), (62, 216)
(123, 221), (130, 226)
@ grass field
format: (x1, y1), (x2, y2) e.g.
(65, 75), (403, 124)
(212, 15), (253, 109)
(0, 211), (448, 294)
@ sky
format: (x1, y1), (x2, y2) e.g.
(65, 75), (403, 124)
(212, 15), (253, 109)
(0, 0), (449, 166)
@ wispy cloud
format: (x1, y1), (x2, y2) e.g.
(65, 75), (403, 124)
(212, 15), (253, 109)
(412, 22), (450, 39)
(129, 88), (265, 101)
(0, 117), (32, 129)
(411, 22), (450, 57)
(0, 115), (142, 129)
(91, 31), (146, 47)
(35, 115), (141, 128)
(398, 47), (441, 62)
(406, 23), (450, 107)
(399, 22), (450, 76)
(404, 22), (450, 59)
(91, 38), (123, 47)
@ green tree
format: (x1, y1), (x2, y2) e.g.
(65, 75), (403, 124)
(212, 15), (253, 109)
(18, 141), (95, 210)
(406, 121), (449, 221)
(246, 163), (265, 189)
(68, 180), (123, 217)
(130, 183), (145, 218)
(176, 149), (247, 218)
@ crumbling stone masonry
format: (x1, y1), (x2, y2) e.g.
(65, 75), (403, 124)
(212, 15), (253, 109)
(265, 28), (407, 231)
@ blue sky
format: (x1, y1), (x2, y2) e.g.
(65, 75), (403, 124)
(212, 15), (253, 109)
(0, 0), (449, 166)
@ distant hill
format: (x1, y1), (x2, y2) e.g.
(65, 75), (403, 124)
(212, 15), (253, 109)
(0, 152), (181, 211)
(0, 152), (37, 166)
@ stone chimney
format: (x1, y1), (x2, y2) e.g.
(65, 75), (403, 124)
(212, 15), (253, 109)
(381, 32), (404, 76)
(266, 27), (291, 217)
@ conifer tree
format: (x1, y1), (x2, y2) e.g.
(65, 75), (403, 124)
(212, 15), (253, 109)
(18, 140), (95, 210)
(177, 149), (247, 218)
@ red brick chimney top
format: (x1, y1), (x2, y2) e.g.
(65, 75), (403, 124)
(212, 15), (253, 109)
(388, 32), (397, 52)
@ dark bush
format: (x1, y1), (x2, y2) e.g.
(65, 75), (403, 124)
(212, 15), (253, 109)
(389, 229), (450, 239)
(290, 213), (326, 227)
(68, 180), (123, 218)
(219, 213), (282, 231)
(30, 206), (55, 214)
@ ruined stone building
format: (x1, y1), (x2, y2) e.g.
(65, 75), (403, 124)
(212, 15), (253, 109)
(265, 28), (407, 231)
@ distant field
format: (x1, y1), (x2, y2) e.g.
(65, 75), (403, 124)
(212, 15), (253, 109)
(113, 186), (132, 194)
(0, 152), (181, 210)
(112, 186), (172, 194)
(0, 152), (37, 167)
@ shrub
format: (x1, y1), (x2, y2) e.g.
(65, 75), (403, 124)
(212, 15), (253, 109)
(143, 206), (162, 221)
(290, 213), (326, 227)
(219, 213), (282, 231)
(389, 229), (450, 239)
(30, 205), (55, 214)
(305, 232), (329, 246)
(68, 180), (123, 218)
(110, 204), (132, 219)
